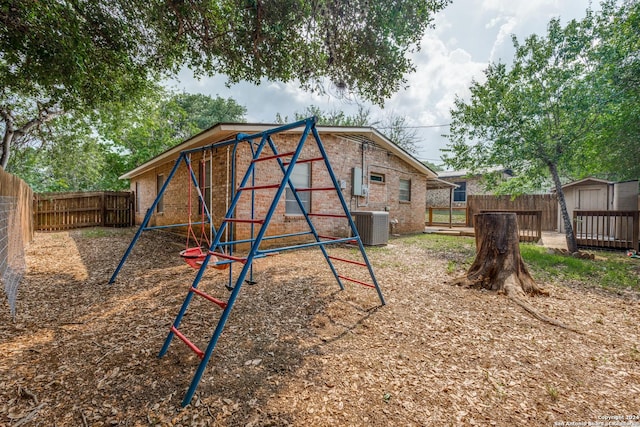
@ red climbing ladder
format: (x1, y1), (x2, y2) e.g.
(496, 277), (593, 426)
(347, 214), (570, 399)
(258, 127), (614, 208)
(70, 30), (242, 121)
(155, 117), (385, 406)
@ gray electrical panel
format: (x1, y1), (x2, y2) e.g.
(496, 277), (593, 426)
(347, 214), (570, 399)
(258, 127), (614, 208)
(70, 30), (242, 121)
(352, 167), (363, 196)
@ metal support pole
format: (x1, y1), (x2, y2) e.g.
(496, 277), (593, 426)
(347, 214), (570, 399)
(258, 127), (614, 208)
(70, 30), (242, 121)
(109, 153), (186, 284)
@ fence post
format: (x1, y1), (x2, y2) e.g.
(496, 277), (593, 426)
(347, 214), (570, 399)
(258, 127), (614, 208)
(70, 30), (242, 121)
(101, 192), (106, 227)
(633, 211), (640, 251)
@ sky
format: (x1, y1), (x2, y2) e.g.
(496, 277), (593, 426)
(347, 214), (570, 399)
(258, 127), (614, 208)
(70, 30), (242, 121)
(168, 0), (596, 166)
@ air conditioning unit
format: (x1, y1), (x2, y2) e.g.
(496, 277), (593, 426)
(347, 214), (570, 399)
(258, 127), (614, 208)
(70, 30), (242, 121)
(350, 211), (389, 245)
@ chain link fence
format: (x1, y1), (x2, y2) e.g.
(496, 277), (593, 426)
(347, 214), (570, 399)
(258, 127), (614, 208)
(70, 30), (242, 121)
(0, 196), (26, 318)
(0, 168), (33, 319)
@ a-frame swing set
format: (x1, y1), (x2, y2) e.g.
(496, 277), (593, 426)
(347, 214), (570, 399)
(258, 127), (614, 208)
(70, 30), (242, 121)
(110, 117), (385, 406)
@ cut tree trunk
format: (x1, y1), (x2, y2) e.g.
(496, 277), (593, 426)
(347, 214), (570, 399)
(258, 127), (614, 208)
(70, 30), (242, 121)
(451, 212), (579, 332)
(452, 212), (547, 297)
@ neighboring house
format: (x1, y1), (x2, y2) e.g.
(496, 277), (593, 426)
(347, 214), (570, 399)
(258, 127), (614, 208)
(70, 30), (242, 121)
(121, 122), (440, 245)
(426, 169), (513, 207)
(557, 177), (639, 233)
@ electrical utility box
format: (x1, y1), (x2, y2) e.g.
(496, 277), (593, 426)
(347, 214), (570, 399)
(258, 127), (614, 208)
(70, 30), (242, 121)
(352, 167), (364, 196)
(351, 211), (389, 245)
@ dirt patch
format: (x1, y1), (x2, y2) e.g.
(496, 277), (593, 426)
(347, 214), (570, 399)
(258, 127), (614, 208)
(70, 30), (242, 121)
(1, 228), (639, 426)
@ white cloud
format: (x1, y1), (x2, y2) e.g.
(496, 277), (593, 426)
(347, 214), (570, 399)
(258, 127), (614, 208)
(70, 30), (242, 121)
(167, 0), (593, 164)
(489, 16), (518, 62)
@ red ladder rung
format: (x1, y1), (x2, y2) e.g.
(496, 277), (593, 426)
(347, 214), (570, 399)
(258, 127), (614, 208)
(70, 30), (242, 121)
(209, 251), (248, 264)
(337, 275), (375, 289)
(189, 287), (227, 309)
(296, 187), (335, 192)
(328, 256), (367, 267)
(308, 213), (348, 218)
(252, 151), (296, 163)
(224, 218), (265, 224)
(238, 184), (280, 191)
(170, 326), (204, 359)
(283, 156), (324, 165)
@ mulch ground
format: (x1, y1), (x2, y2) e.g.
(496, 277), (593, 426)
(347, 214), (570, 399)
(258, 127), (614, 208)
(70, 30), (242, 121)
(1, 228), (639, 426)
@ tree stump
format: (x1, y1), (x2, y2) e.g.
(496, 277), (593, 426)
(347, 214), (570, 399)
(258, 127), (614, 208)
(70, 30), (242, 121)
(452, 212), (548, 298)
(452, 212), (582, 331)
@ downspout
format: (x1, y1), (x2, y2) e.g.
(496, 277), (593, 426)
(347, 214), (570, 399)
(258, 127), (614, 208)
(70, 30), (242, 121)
(360, 141), (368, 207)
(225, 146), (230, 244)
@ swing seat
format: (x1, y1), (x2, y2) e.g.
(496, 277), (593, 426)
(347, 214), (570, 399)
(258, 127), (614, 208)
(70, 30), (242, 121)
(180, 247), (206, 269)
(179, 248), (228, 270)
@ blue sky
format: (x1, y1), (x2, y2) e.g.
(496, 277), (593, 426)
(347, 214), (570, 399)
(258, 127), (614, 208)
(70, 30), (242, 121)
(168, 0), (598, 166)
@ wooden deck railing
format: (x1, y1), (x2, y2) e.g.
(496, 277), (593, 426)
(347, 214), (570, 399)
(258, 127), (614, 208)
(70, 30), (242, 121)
(479, 210), (542, 243)
(426, 207), (468, 227)
(573, 210), (639, 251)
(34, 191), (134, 231)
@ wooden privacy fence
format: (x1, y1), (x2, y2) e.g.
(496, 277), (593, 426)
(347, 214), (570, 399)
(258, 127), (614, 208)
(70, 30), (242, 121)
(34, 191), (134, 231)
(467, 194), (558, 231)
(0, 169), (33, 317)
(573, 210), (639, 251)
(0, 168), (34, 244)
(480, 210), (542, 243)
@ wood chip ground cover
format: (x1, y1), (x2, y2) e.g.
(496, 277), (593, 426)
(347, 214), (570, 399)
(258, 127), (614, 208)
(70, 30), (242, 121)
(1, 228), (639, 426)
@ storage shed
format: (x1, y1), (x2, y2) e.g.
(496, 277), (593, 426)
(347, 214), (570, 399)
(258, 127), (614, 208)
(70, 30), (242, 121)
(558, 178), (639, 232)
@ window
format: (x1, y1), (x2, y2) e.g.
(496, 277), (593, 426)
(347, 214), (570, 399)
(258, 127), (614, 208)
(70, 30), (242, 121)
(285, 163), (310, 214)
(453, 181), (467, 202)
(370, 173), (385, 183)
(199, 159), (212, 214)
(399, 178), (411, 202)
(156, 174), (164, 213)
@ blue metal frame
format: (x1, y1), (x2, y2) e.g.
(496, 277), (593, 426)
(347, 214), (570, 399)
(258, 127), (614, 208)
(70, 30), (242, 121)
(108, 151), (215, 284)
(151, 117), (384, 406)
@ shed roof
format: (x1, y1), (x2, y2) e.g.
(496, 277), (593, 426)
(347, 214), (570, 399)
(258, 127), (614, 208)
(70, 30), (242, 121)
(561, 177), (612, 189)
(120, 122), (437, 180)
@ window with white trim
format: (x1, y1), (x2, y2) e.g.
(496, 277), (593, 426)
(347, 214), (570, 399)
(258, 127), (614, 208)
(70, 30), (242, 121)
(285, 163), (310, 214)
(370, 172), (385, 183)
(453, 181), (466, 202)
(399, 178), (411, 202)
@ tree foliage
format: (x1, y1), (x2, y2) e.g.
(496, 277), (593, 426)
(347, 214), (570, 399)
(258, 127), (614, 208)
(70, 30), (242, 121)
(1, 0), (450, 169)
(279, 104), (419, 154)
(101, 89), (247, 175)
(8, 88), (247, 191)
(584, 0), (640, 181)
(443, 5), (622, 253)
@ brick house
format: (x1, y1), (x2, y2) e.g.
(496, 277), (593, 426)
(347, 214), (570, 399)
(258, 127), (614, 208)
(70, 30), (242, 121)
(121, 122), (439, 244)
(426, 169), (513, 208)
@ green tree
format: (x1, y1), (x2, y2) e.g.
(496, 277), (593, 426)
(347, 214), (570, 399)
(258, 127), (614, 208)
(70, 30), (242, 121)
(584, 1), (640, 181)
(422, 161), (444, 172)
(376, 114), (419, 155)
(0, 0), (155, 168)
(1, 0), (450, 169)
(280, 104), (419, 154)
(281, 104), (370, 127)
(100, 89), (247, 180)
(9, 88), (247, 191)
(444, 9), (606, 253)
(7, 115), (110, 192)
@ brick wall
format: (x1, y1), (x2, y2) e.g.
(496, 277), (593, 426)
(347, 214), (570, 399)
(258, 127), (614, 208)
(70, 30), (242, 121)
(131, 131), (427, 245)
